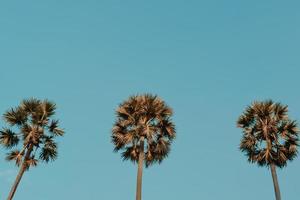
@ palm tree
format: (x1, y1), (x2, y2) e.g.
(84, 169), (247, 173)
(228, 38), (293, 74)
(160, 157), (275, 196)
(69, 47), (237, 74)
(237, 100), (299, 200)
(0, 98), (64, 200)
(112, 94), (176, 200)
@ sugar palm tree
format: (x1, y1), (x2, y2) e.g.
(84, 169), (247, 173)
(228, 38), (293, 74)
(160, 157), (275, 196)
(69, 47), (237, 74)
(112, 94), (176, 200)
(0, 98), (64, 200)
(237, 100), (299, 200)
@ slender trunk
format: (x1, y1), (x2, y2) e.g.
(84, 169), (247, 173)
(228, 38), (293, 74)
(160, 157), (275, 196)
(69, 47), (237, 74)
(136, 137), (144, 200)
(6, 164), (26, 200)
(263, 125), (281, 200)
(270, 164), (281, 200)
(7, 144), (33, 200)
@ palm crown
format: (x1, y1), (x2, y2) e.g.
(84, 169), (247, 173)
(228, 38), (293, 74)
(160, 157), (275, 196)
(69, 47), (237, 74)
(0, 98), (64, 169)
(112, 94), (176, 167)
(237, 100), (299, 167)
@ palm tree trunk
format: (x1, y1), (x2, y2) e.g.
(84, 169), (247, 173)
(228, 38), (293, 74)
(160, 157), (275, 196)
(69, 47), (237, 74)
(270, 164), (281, 200)
(7, 163), (27, 200)
(7, 144), (33, 200)
(136, 137), (144, 200)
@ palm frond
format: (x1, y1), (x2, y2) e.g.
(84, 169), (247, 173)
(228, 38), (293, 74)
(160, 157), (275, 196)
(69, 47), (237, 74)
(0, 128), (19, 148)
(21, 98), (41, 113)
(41, 100), (56, 117)
(48, 120), (64, 136)
(3, 107), (27, 126)
(6, 150), (23, 166)
(39, 136), (57, 162)
(39, 146), (57, 162)
(158, 119), (176, 139)
(273, 102), (288, 120)
(121, 146), (139, 163)
(26, 157), (38, 168)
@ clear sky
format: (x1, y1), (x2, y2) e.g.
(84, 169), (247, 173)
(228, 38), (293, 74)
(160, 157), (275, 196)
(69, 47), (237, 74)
(0, 1), (300, 200)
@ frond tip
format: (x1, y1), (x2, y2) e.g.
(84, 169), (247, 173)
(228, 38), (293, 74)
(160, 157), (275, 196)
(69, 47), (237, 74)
(48, 120), (65, 136)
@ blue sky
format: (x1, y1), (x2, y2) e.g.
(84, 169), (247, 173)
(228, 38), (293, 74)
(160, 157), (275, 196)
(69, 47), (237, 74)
(1, 1), (300, 200)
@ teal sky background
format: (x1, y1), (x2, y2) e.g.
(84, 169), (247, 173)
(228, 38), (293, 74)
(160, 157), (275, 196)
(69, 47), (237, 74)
(1, 1), (300, 199)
